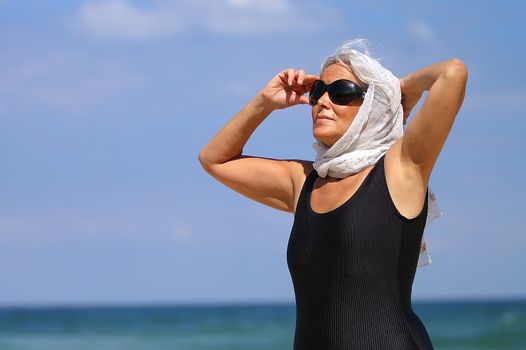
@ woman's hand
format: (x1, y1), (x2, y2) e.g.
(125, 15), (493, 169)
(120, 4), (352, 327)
(259, 68), (319, 110)
(400, 77), (424, 125)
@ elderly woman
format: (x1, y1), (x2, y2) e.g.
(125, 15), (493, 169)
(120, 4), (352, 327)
(198, 39), (467, 349)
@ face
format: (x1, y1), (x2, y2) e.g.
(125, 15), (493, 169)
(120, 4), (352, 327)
(311, 63), (365, 148)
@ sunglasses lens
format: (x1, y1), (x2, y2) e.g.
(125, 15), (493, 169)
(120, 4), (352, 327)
(309, 80), (325, 106)
(330, 80), (364, 105)
(309, 79), (365, 106)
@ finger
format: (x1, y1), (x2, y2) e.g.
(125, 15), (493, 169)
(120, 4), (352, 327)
(278, 69), (288, 85)
(298, 95), (310, 105)
(290, 91), (308, 106)
(297, 70), (306, 85)
(301, 74), (318, 94)
(303, 78), (318, 94)
(279, 68), (292, 78)
(301, 82), (313, 95)
(304, 74), (320, 83)
(287, 68), (294, 86)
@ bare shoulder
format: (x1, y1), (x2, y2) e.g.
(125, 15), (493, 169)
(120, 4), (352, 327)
(384, 137), (429, 220)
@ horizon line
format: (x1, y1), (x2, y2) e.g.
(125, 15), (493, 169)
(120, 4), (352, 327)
(1, 295), (526, 309)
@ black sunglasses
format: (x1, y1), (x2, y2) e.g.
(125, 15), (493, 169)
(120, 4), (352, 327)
(309, 79), (367, 106)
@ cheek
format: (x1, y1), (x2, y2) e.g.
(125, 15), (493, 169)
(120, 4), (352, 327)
(311, 106), (317, 119)
(333, 107), (354, 127)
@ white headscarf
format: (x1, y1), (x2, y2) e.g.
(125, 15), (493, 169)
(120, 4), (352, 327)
(312, 43), (442, 268)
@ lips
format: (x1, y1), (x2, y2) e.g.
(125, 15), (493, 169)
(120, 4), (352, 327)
(315, 115), (333, 122)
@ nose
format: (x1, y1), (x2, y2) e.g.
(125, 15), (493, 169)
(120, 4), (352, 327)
(317, 91), (331, 108)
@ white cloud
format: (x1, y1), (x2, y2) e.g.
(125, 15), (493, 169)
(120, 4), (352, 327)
(0, 214), (123, 242)
(225, 0), (290, 13)
(406, 19), (435, 45)
(463, 88), (525, 118)
(0, 218), (36, 236)
(73, 0), (334, 40)
(171, 223), (193, 240)
(0, 52), (149, 114)
(225, 81), (253, 98)
(78, 0), (182, 41)
(0, 210), (195, 245)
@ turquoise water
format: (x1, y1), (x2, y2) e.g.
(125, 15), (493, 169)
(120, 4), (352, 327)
(0, 299), (525, 349)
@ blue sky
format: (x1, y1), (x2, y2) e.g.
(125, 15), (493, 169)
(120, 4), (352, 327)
(0, 0), (525, 306)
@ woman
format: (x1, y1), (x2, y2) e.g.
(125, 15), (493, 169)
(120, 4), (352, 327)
(198, 39), (467, 349)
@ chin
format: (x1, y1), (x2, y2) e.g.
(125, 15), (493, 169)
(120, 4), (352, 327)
(313, 136), (334, 148)
(313, 129), (337, 147)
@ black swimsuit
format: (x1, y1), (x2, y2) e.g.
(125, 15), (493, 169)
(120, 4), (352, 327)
(287, 154), (434, 349)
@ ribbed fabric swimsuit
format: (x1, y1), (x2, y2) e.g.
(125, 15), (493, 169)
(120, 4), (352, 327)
(287, 154), (434, 349)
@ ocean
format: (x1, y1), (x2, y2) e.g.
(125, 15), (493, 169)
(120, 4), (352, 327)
(0, 299), (525, 350)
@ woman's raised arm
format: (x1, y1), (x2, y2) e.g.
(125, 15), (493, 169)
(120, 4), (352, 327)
(198, 69), (318, 213)
(399, 58), (468, 184)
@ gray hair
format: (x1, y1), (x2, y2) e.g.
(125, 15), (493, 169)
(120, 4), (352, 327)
(321, 39), (397, 108)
